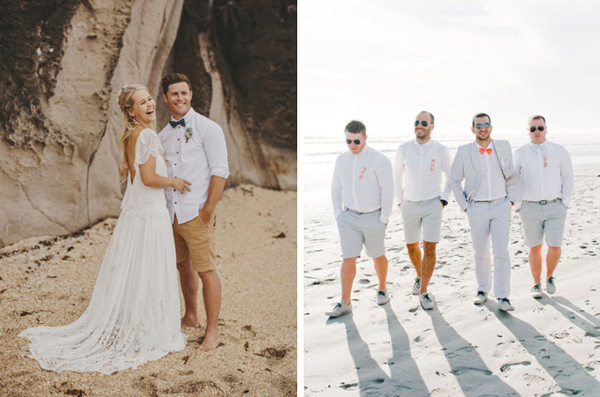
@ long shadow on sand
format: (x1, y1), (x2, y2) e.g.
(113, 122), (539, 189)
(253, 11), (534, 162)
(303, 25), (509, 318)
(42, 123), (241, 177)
(542, 296), (600, 339)
(328, 305), (429, 396)
(486, 304), (600, 395)
(427, 309), (520, 396)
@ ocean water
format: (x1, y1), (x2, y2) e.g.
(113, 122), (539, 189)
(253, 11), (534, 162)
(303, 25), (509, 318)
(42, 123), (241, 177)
(304, 133), (600, 213)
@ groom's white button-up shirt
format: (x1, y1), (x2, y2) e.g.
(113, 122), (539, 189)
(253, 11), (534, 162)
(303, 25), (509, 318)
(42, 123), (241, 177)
(159, 108), (230, 225)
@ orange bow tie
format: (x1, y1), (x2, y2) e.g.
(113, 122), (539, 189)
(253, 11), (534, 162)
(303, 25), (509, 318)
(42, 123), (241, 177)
(479, 147), (492, 155)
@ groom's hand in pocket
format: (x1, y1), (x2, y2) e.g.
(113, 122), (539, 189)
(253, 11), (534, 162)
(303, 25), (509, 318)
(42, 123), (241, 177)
(199, 206), (213, 224)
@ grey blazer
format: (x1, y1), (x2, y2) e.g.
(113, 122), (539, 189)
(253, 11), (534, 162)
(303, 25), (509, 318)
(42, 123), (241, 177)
(450, 139), (521, 211)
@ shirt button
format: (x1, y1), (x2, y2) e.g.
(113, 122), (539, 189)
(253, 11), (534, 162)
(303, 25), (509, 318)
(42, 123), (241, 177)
(177, 151), (179, 154)
(173, 189), (176, 192)
(175, 202), (177, 204)
(174, 163), (177, 166)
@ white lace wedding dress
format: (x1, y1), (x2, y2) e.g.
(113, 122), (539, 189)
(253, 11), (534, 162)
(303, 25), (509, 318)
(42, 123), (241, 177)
(19, 128), (186, 374)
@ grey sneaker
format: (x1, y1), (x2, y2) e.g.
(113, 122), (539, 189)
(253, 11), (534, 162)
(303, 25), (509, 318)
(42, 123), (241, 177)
(498, 298), (515, 312)
(412, 277), (421, 296)
(326, 301), (352, 318)
(473, 291), (487, 305)
(419, 292), (434, 310)
(546, 276), (557, 294)
(531, 284), (543, 299)
(376, 290), (391, 305)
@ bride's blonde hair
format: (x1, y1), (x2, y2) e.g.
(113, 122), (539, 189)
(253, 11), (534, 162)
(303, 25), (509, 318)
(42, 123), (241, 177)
(117, 84), (149, 181)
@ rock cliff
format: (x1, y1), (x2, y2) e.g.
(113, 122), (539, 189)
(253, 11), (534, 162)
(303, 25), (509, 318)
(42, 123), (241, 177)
(0, 0), (296, 247)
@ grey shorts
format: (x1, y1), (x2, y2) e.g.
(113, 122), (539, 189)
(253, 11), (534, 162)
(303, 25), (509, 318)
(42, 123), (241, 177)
(336, 209), (386, 258)
(519, 200), (567, 247)
(400, 197), (443, 244)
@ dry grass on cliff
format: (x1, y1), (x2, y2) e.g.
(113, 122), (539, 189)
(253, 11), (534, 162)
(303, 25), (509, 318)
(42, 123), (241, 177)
(0, 185), (297, 396)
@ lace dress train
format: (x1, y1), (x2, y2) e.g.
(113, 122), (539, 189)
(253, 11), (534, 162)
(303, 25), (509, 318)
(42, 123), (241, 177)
(19, 128), (186, 374)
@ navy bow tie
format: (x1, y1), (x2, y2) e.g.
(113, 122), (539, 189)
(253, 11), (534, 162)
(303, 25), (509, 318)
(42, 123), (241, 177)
(169, 119), (186, 128)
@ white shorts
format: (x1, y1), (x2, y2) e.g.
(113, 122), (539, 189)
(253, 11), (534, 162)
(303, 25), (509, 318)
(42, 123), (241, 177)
(400, 198), (443, 244)
(336, 209), (386, 258)
(519, 200), (567, 247)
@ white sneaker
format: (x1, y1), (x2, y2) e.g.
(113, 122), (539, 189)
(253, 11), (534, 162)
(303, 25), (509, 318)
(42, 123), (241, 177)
(473, 291), (487, 305)
(419, 292), (434, 310)
(376, 290), (391, 305)
(498, 298), (515, 312)
(326, 301), (352, 318)
(412, 277), (421, 296)
(531, 284), (543, 299)
(546, 277), (557, 294)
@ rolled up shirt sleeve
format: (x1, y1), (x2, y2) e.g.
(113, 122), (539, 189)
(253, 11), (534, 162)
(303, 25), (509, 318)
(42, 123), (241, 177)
(205, 124), (230, 179)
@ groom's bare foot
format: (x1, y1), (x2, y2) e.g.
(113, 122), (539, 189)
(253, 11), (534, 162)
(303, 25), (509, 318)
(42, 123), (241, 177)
(198, 332), (220, 351)
(181, 315), (199, 328)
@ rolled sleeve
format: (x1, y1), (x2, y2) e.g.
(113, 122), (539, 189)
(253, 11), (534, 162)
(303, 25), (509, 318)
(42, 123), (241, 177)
(205, 125), (230, 179)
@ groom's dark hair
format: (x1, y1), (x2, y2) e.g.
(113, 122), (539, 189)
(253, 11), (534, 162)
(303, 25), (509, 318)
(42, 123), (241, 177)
(162, 73), (192, 94)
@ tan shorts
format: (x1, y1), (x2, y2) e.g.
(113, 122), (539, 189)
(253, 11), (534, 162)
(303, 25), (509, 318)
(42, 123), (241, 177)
(173, 212), (217, 273)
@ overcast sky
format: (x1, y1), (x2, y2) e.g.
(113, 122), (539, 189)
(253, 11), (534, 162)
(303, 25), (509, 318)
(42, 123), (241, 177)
(301, 0), (600, 140)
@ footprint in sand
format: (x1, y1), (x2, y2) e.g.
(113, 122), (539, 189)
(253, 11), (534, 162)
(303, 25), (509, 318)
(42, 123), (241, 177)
(450, 367), (492, 376)
(493, 342), (510, 358)
(339, 382), (359, 390)
(500, 361), (531, 372)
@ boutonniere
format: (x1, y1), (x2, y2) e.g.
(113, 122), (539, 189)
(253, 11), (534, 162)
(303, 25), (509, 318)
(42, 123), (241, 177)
(184, 127), (193, 143)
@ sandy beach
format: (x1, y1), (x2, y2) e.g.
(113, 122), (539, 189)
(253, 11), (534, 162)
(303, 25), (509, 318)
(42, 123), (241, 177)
(0, 185), (296, 396)
(304, 163), (600, 396)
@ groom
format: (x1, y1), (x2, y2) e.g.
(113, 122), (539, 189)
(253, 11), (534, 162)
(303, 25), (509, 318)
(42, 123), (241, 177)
(159, 73), (230, 351)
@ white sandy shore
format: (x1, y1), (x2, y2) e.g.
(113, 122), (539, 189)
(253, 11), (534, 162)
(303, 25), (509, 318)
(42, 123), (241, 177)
(304, 164), (600, 396)
(0, 185), (296, 396)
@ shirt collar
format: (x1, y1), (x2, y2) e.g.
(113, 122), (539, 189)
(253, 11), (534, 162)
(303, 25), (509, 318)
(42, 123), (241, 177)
(352, 144), (370, 157)
(529, 140), (547, 151)
(170, 107), (196, 126)
(414, 139), (433, 150)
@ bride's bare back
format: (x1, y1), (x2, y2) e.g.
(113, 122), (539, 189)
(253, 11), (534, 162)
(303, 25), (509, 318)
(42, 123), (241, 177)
(126, 126), (144, 183)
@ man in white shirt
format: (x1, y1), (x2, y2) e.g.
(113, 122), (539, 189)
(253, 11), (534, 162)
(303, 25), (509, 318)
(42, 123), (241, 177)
(451, 113), (521, 312)
(514, 115), (573, 298)
(326, 120), (394, 318)
(394, 111), (451, 310)
(159, 73), (230, 350)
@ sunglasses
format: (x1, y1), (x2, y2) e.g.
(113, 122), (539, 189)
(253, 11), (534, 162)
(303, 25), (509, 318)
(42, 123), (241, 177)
(414, 120), (429, 127)
(529, 125), (545, 132)
(474, 122), (491, 129)
(346, 139), (362, 145)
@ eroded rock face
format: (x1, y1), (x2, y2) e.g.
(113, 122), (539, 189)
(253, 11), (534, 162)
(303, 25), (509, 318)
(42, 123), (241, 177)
(0, 0), (296, 247)
(159, 0), (297, 190)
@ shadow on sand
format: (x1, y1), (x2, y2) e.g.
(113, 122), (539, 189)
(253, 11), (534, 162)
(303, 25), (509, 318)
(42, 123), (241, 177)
(327, 304), (429, 396)
(486, 303), (600, 396)
(427, 306), (520, 397)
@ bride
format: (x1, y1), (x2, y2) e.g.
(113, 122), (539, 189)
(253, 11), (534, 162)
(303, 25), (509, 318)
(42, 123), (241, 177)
(19, 84), (191, 374)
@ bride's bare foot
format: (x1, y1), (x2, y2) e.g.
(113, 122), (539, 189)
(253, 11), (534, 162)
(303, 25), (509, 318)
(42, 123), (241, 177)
(198, 332), (220, 351)
(181, 315), (199, 328)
